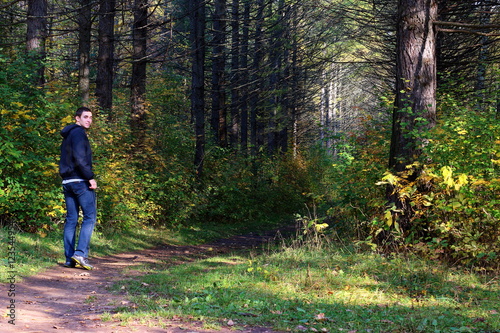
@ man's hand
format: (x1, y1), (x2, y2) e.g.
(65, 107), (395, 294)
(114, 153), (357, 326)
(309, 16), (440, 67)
(89, 179), (98, 190)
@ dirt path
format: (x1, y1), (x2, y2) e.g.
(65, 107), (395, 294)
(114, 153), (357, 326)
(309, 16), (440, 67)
(1, 229), (291, 333)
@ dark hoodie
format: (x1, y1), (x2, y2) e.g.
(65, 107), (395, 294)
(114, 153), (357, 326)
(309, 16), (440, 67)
(59, 124), (94, 181)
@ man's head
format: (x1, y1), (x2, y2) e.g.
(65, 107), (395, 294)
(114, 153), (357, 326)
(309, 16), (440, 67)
(75, 107), (92, 129)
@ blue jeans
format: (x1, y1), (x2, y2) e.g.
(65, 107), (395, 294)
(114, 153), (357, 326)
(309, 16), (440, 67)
(63, 182), (96, 261)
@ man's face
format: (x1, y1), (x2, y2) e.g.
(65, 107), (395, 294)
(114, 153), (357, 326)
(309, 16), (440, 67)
(76, 111), (93, 129)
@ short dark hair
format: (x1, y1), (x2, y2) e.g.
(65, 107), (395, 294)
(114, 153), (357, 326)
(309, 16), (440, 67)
(75, 106), (91, 117)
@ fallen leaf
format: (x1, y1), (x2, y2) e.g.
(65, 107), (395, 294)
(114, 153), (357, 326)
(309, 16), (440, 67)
(315, 313), (327, 321)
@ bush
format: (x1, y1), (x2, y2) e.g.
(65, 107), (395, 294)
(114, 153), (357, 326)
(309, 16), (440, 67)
(372, 92), (500, 269)
(0, 54), (70, 231)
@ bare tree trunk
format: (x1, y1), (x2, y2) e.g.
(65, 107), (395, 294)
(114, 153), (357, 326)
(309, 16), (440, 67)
(239, 0), (250, 155)
(388, 0), (437, 233)
(278, 1), (290, 154)
(266, 0), (285, 155)
(229, 0), (240, 150)
(26, 0), (47, 87)
(190, 0), (206, 177)
(78, 0), (92, 105)
(96, 0), (116, 118)
(289, 5), (300, 157)
(130, 0), (148, 142)
(210, 0), (227, 147)
(390, 0), (437, 172)
(474, 3), (491, 107)
(250, 0), (265, 157)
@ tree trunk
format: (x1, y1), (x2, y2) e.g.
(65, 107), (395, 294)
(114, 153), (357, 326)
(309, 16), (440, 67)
(266, 0), (284, 155)
(78, 0), (92, 105)
(239, 0), (250, 155)
(250, 0), (265, 157)
(229, 0), (240, 150)
(390, 0), (437, 172)
(474, 4), (491, 107)
(190, 0), (206, 177)
(210, 0), (227, 148)
(26, 0), (47, 87)
(96, 0), (116, 118)
(130, 0), (148, 142)
(388, 0), (437, 233)
(289, 5), (300, 157)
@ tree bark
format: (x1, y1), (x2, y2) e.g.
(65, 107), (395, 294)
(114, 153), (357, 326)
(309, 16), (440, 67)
(250, 0), (265, 157)
(229, 0), (240, 149)
(96, 0), (116, 118)
(78, 0), (92, 105)
(388, 0), (437, 233)
(239, 0), (250, 155)
(26, 0), (47, 87)
(210, 0), (227, 148)
(130, 0), (148, 141)
(190, 0), (206, 176)
(390, 0), (437, 172)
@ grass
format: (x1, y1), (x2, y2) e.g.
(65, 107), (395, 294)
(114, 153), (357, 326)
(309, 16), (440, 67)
(1, 222), (499, 332)
(105, 233), (500, 333)
(0, 217), (285, 281)
(0, 224), (167, 281)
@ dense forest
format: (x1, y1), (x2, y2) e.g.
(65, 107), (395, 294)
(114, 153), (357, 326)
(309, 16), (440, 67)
(0, 0), (499, 268)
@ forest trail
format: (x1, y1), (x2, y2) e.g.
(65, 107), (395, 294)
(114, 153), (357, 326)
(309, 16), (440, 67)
(1, 229), (292, 333)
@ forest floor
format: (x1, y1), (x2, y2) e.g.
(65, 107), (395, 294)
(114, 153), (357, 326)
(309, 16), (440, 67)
(1, 227), (294, 333)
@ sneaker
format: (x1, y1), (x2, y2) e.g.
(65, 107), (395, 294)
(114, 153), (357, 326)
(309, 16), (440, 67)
(71, 255), (94, 270)
(63, 261), (76, 268)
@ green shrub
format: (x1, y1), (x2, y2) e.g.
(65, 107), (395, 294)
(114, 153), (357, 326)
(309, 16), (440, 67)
(0, 53), (70, 231)
(372, 92), (500, 268)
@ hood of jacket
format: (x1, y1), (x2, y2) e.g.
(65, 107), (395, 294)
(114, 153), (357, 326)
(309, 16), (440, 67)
(60, 124), (81, 138)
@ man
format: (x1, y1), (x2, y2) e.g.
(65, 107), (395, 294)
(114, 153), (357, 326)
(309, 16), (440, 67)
(59, 106), (97, 270)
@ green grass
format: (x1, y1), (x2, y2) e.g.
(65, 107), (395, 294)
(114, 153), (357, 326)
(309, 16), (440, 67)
(0, 225), (167, 280)
(2, 222), (499, 332)
(0, 217), (285, 281)
(106, 239), (500, 333)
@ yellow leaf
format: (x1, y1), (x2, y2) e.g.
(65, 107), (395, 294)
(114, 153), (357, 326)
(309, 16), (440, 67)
(314, 223), (329, 232)
(457, 174), (468, 185)
(385, 210), (393, 227)
(61, 115), (73, 124)
(441, 166), (454, 188)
